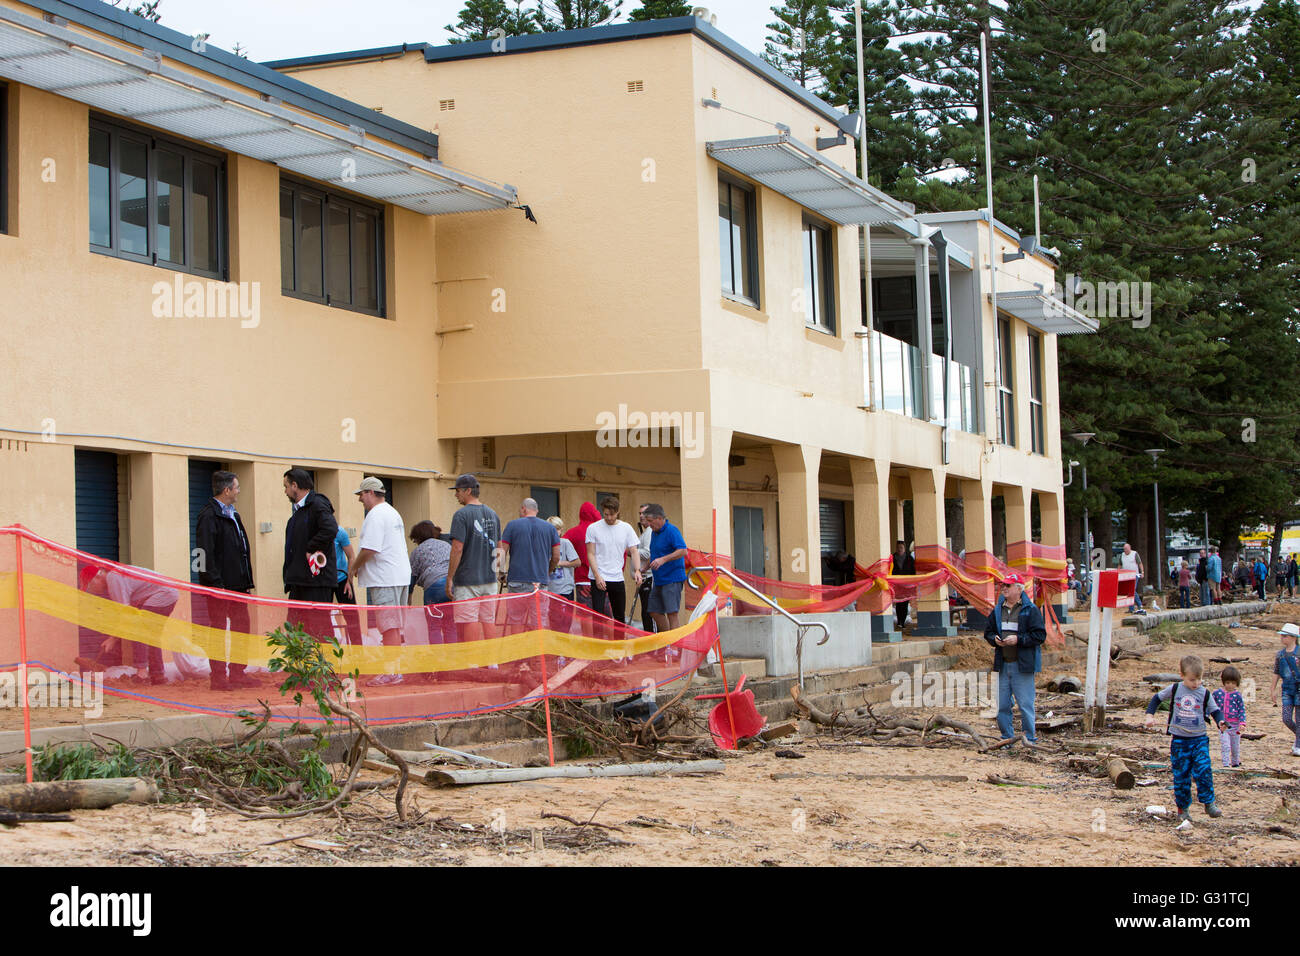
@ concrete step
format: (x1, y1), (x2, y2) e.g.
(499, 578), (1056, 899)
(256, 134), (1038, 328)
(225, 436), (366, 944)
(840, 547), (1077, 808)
(871, 638), (950, 662)
(696, 658), (767, 681)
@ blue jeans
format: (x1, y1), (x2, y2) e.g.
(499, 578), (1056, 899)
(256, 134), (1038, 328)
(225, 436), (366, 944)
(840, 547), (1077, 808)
(1282, 692), (1300, 748)
(1179, 586), (1190, 608)
(1199, 582), (1211, 606)
(1170, 735), (1215, 811)
(997, 664), (1036, 742)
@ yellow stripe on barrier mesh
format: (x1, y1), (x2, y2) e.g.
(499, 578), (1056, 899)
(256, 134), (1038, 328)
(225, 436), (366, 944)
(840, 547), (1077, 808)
(4, 574), (711, 673)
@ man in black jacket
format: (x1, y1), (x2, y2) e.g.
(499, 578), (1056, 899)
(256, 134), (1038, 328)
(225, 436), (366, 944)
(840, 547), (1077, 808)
(892, 540), (916, 630)
(283, 467), (338, 639)
(195, 470), (257, 690)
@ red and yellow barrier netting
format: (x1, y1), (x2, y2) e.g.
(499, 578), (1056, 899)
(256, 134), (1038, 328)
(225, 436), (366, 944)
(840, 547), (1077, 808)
(686, 542), (1067, 632)
(0, 526), (716, 728)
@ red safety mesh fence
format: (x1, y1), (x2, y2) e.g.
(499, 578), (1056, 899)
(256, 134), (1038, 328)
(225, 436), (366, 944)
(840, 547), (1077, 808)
(0, 526), (716, 733)
(685, 542), (1067, 639)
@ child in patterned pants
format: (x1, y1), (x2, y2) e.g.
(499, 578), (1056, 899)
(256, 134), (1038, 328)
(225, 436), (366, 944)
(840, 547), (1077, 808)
(1213, 666), (1246, 768)
(1145, 655), (1225, 823)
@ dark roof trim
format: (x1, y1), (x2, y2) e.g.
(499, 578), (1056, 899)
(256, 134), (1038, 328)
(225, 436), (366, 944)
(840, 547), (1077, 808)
(263, 42), (427, 70)
(265, 17), (846, 126)
(25, 0), (439, 157)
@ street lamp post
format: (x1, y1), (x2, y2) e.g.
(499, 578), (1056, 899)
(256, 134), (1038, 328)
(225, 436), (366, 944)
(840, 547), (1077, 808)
(1146, 449), (1166, 592)
(1070, 433), (1096, 575)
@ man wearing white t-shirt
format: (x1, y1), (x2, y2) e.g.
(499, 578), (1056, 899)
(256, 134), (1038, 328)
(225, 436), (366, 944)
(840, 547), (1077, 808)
(1120, 542), (1144, 613)
(585, 496), (642, 624)
(347, 477), (412, 684)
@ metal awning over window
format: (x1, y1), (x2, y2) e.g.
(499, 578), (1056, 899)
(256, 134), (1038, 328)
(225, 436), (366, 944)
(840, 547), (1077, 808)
(0, 6), (518, 215)
(707, 132), (913, 226)
(992, 288), (1099, 335)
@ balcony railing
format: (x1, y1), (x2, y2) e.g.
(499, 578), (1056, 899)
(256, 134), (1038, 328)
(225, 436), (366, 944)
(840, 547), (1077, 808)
(867, 331), (977, 433)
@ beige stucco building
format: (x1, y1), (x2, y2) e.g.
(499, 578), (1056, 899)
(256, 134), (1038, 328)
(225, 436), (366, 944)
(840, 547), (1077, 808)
(0, 2), (1095, 637)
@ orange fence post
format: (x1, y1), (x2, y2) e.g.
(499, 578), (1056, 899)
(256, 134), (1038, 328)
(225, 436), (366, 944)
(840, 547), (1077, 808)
(15, 531), (34, 783)
(535, 587), (555, 767)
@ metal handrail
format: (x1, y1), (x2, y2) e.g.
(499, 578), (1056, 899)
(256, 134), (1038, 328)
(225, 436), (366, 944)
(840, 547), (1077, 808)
(687, 565), (831, 688)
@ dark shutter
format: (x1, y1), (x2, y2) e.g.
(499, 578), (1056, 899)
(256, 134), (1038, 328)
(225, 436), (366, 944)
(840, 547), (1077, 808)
(74, 450), (119, 561)
(188, 460), (222, 583)
(818, 499), (846, 555)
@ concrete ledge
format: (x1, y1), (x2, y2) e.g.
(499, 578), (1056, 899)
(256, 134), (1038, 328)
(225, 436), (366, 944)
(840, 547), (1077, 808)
(718, 611), (872, 677)
(1123, 601), (1267, 631)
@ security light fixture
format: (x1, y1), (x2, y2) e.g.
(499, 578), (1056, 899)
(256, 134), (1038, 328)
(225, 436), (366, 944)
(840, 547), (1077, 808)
(817, 111), (865, 150)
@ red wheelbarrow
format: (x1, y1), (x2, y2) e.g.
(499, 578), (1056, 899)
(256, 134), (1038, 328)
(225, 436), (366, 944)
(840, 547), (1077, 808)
(695, 674), (765, 749)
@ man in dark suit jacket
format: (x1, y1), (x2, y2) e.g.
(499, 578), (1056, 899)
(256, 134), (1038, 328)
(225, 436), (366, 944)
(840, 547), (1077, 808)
(195, 470), (256, 690)
(282, 467), (338, 639)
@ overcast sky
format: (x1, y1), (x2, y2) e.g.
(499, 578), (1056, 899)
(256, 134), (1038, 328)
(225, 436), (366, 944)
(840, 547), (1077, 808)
(143, 1), (775, 64)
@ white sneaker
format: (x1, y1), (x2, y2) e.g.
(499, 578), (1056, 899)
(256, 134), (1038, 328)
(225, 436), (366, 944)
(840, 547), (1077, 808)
(1291, 746), (1300, 757)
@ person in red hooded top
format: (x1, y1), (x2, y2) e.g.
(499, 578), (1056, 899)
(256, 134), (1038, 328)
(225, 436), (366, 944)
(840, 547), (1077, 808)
(563, 502), (600, 607)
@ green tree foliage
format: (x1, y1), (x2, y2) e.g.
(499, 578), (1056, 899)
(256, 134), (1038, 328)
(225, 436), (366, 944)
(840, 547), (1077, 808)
(628, 0), (694, 21)
(447, 0), (543, 42)
(537, 0), (624, 31)
(763, 0), (840, 92)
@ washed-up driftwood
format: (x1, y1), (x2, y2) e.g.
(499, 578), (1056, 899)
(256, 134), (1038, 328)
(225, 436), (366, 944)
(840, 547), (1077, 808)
(790, 686), (991, 750)
(1142, 673), (1181, 684)
(0, 777), (159, 813)
(422, 742), (512, 768)
(423, 761), (725, 788)
(1107, 758), (1135, 790)
(1046, 675), (1082, 693)
(0, 810), (75, 825)
(986, 774), (1049, 789)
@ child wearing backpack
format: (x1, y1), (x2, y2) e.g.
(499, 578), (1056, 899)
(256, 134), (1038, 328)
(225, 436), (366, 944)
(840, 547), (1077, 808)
(1270, 622), (1300, 756)
(1145, 654), (1225, 823)
(1213, 665), (1246, 768)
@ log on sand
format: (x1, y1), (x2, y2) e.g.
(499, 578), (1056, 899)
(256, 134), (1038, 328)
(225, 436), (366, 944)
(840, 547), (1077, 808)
(790, 687), (992, 750)
(1107, 758), (1135, 790)
(0, 777), (159, 813)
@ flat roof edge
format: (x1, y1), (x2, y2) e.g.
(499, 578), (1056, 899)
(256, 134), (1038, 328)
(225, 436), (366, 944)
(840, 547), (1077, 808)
(25, 0), (439, 156)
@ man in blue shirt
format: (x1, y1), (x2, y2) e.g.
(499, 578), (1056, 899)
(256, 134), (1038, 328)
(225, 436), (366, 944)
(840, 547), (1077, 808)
(1207, 546), (1223, 605)
(642, 503), (688, 631)
(500, 497), (561, 632)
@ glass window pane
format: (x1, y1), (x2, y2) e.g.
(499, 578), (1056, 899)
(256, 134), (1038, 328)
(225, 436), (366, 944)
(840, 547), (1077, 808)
(803, 225), (816, 324)
(326, 203), (351, 305)
(354, 208), (378, 311)
(191, 160), (219, 274)
(718, 184), (733, 295)
(296, 192), (323, 297)
(89, 128), (111, 247)
(279, 187), (294, 291)
(155, 149), (184, 265)
(118, 138), (148, 256)
(732, 192), (751, 299)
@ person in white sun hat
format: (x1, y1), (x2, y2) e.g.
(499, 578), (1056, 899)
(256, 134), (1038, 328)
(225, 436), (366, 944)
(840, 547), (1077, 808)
(1271, 622), (1300, 756)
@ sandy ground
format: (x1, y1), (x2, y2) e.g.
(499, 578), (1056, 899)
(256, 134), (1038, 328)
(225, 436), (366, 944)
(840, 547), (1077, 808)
(4, 608), (1300, 866)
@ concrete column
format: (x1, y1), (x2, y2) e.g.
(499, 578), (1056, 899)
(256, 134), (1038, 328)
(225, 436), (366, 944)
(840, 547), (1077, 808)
(316, 469), (365, 546)
(912, 235), (934, 421)
(910, 466), (955, 637)
(962, 477), (994, 632)
(772, 443), (821, 583)
(127, 452), (189, 580)
(851, 457), (900, 642)
(240, 461), (292, 598)
(1003, 484), (1033, 557)
(1038, 488), (1069, 622)
(680, 426), (732, 559)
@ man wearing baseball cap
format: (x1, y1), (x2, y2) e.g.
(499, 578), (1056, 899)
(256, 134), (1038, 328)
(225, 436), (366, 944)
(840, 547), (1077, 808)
(983, 573), (1047, 743)
(446, 474), (502, 645)
(348, 477), (411, 685)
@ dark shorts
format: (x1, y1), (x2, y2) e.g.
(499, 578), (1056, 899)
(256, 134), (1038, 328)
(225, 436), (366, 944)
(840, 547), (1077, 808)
(648, 581), (683, 615)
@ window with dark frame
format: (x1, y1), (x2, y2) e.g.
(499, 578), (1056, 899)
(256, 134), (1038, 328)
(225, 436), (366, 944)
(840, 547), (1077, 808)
(1028, 331), (1045, 455)
(87, 115), (226, 278)
(801, 216), (835, 333)
(996, 316), (1016, 446)
(718, 174), (758, 306)
(280, 177), (384, 317)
